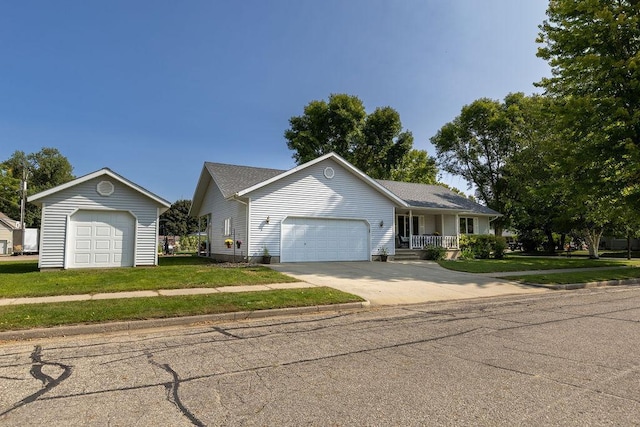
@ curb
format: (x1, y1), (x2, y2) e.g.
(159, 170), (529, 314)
(0, 301), (370, 342)
(523, 278), (640, 290)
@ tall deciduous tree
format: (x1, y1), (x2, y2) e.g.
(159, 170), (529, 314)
(430, 93), (530, 236)
(1, 148), (74, 227)
(389, 149), (438, 184)
(536, 0), (640, 256)
(285, 94), (366, 165)
(285, 93), (433, 181)
(159, 199), (199, 236)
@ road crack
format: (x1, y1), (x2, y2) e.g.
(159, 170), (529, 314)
(0, 345), (73, 418)
(145, 351), (205, 427)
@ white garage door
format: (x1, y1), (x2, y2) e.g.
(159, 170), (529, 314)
(281, 217), (369, 262)
(69, 211), (135, 268)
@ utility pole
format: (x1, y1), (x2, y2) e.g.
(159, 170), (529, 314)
(19, 163), (27, 255)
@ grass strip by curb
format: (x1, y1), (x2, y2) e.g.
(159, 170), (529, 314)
(437, 257), (633, 273)
(503, 267), (640, 285)
(0, 287), (363, 332)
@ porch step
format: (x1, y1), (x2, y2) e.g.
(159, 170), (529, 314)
(392, 249), (422, 261)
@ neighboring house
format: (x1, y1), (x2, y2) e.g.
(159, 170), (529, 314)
(0, 212), (18, 255)
(190, 152), (500, 263)
(27, 168), (171, 269)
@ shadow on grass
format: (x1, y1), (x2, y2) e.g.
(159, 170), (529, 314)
(0, 261), (39, 274)
(158, 255), (221, 267)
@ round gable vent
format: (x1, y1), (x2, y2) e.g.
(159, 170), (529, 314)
(97, 180), (115, 196)
(324, 167), (335, 179)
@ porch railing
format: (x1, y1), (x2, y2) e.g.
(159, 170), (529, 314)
(410, 235), (459, 249)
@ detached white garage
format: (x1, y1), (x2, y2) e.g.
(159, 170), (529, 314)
(28, 168), (170, 270)
(281, 217), (370, 262)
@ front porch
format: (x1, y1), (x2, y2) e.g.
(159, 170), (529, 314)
(395, 211), (460, 250)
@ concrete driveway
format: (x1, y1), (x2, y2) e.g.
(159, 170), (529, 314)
(270, 260), (547, 305)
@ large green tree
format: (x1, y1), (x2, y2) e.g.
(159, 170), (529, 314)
(1, 148), (74, 227)
(430, 93), (532, 236)
(285, 93), (436, 182)
(159, 199), (199, 236)
(537, 0), (640, 202)
(285, 94), (366, 165)
(536, 0), (640, 256)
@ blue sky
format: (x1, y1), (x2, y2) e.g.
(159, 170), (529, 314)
(1, 1), (550, 202)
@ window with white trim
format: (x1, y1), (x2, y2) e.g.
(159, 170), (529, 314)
(459, 217), (475, 234)
(223, 217), (232, 236)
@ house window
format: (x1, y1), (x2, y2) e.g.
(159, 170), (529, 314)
(223, 217), (232, 236)
(459, 217), (475, 234)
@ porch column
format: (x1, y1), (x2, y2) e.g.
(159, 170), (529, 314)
(455, 214), (460, 249)
(409, 210), (413, 249)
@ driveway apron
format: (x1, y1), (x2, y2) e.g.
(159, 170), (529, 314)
(270, 260), (546, 305)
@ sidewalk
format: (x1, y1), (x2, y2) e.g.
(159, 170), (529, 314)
(0, 282), (319, 306)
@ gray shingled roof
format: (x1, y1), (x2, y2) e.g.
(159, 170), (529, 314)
(205, 162), (285, 198)
(376, 180), (500, 215)
(0, 212), (18, 230)
(203, 161), (499, 216)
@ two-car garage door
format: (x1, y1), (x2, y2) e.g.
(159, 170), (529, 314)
(68, 210), (135, 268)
(281, 217), (370, 262)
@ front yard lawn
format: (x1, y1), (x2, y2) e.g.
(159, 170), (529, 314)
(0, 256), (299, 298)
(0, 287), (364, 332)
(437, 256), (636, 274)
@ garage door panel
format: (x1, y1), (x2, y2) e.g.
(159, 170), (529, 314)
(95, 240), (111, 250)
(69, 211), (134, 268)
(281, 218), (369, 262)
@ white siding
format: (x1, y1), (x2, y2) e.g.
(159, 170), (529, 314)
(37, 177), (162, 268)
(195, 179), (247, 256)
(443, 215), (457, 236)
(246, 158), (396, 259)
(477, 217), (491, 235)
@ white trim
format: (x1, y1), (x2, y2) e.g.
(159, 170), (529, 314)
(28, 168), (171, 209)
(235, 152), (408, 207)
(155, 207), (160, 266)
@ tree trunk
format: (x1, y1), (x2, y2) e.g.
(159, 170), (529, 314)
(583, 227), (603, 259)
(544, 228), (556, 254)
(627, 231), (632, 260)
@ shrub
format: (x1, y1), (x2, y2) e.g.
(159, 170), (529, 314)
(493, 236), (507, 259)
(459, 234), (505, 259)
(179, 235), (207, 252)
(459, 247), (475, 260)
(422, 244), (447, 260)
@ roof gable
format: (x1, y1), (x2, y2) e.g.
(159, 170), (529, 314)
(0, 212), (19, 230)
(27, 168), (171, 210)
(191, 153), (408, 210)
(236, 153), (407, 206)
(376, 180), (501, 215)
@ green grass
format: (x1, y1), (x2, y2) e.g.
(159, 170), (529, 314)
(437, 256), (636, 274)
(0, 287), (364, 331)
(0, 256), (298, 298)
(503, 268), (640, 285)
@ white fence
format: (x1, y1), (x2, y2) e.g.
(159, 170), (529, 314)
(410, 235), (459, 249)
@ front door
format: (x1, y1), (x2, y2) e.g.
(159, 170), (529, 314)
(396, 215), (421, 237)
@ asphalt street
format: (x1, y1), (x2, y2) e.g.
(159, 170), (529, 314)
(1, 286), (639, 426)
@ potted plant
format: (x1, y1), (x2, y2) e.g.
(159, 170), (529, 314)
(236, 240), (242, 249)
(224, 239), (233, 248)
(378, 247), (389, 262)
(262, 247), (272, 264)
